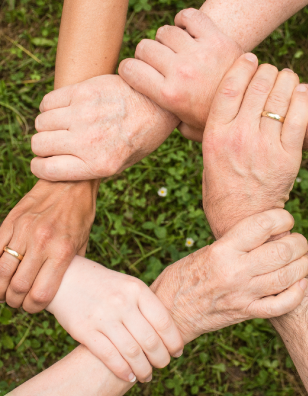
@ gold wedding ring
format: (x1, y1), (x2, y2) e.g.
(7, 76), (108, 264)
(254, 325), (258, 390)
(3, 246), (24, 261)
(262, 111), (285, 124)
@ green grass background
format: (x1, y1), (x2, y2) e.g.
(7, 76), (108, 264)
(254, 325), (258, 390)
(1, 0), (308, 394)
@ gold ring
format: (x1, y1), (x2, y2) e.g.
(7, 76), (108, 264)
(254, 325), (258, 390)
(3, 246), (24, 261)
(262, 111), (285, 124)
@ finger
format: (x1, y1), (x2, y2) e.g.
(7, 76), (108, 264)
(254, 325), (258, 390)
(31, 131), (75, 157)
(222, 209), (294, 252)
(155, 25), (195, 52)
(0, 239), (26, 303)
(208, 53), (258, 125)
(123, 311), (171, 369)
(102, 322), (153, 383)
(239, 63), (278, 120)
(178, 123), (203, 142)
(31, 156), (92, 182)
(39, 85), (73, 112)
(249, 278), (307, 318)
(254, 254), (308, 297)
(118, 59), (164, 107)
(138, 289), (184, 358)
(248, 233), (308, 277)
(35, 107), (71, 132)
(22, 247), (74, 313)
(82, 330), (137, 383)
(261, 69), (299, 143)
(174, 8), (216, 39)
(281, 84), (308, 154)
(135, 39), (175, 75)
(6, 248), (46, 308)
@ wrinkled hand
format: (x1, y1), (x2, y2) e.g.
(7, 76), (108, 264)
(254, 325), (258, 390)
(151, 209), (308, 344)
(47, 256), (184, 383)
(119, 8), (243, 142)
(0, 179), (97, 313)
(202, 54), (308, 238)
(31, 75), (178, 181)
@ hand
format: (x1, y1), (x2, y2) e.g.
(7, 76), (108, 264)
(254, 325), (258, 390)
(31, 75), (179, 181)
(202, 54), (308, 238)
(151, 209), (308, 344)
(47, 256), (184, 383)
(118, 8), (243, 142)
(0, 179), (98, 313)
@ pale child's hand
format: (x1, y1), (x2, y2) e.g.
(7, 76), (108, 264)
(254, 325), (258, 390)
(46, 257), (184, 383)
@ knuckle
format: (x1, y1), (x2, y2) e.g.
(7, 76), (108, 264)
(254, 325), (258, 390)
(250, 78), (272, 95)
(161, 85), (180, 104)
(28, 288), (51, 307)
(0, 260), (15, 279)
(156, 313), (173, 332)
(127, 278), (144, 295)
(254, 212), (274, 233)
(110, 292), (127, 307)
(57, 239), (75, 261)
(102, 345), (119, 360)
(126, 343), (142, 359)
(219, 77), (241, 98)
(275, 241), (293, 263)
(144, 333), (160, 352)
(34, 225), (53, 247)
(267, 91), (287, 107)
(175, 64), (195, 81)
(277, 267), (291, 289)
(10, 278), (30, 295)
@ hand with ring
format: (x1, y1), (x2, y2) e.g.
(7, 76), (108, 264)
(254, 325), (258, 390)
(0, 179), (97, 312)
(202, 53), (308, 239)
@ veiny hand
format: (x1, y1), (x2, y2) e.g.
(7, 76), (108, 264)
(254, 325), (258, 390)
(202, 53), (308, 238)
(118, 8), (243, 142)
(0, 179), (97, 313)
(151, 209), (308, 344)
(47, 256), (184, 383)
(31, 75), (179, 181)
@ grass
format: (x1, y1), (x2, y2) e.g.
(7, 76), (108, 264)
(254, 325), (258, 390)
(1, 0), (308, 395)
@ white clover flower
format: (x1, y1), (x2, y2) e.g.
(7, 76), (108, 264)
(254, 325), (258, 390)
(158, 187), (167, 197)
(296, 177), (302, 183)
(185, 238), (195, 247)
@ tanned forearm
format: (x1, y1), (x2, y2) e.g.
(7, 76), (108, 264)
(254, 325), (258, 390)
(55, 0), (129, 88)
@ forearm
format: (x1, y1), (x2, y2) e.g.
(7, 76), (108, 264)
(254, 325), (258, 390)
(10, 345), (133, 396)
(271, 301), (308, 390)
(200, 0), (308, 52)
(55, 0), (129, 88)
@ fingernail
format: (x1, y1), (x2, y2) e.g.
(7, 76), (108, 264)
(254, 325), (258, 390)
(128, 373), (136, 383)
(183, 8), (195, 17)
(145, 374), (152, 383)
(296, 84), (307, 92)
(173, 349), (183, 358)
(245, 53), (257, 63)
(282, 68), (294, 73)
(299, 278), (308, 291)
